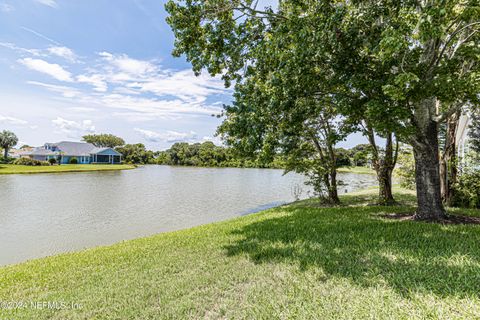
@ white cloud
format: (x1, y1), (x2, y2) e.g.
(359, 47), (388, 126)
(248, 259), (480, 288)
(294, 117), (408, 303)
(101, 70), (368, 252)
(201, 136), (223, 146)
(69, 107), (96, 113)
(0, 3), (14, 12)
(128, 69), (227, 105)
(19, 58), (73, 82)
(47, 46), (78, 62)
(0, 43), (79, 63)
(99, 94), (221, 120)
(113, 87), (140, 95)
(27, 81), (80, 98)
(34, 0), (57, 8)
(0, 42), (41, 56)
(0, 115), (28, 125)
(52, 117), (95, 138)
(134, 128), (198, 143)
(99, 52), (156, 76)
(12, 50), (228, 121)
(77, 74), (107, 92)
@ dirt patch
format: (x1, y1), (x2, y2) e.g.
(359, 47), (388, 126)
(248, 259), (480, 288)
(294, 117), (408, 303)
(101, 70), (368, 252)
(381, 213), (480, 225)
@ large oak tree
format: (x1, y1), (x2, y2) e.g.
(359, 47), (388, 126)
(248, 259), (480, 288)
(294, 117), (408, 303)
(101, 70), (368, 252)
(166, 0), (480, 220)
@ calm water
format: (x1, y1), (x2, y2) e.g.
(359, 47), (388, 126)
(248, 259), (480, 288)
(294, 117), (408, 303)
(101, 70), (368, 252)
(0, 166), (376, 266)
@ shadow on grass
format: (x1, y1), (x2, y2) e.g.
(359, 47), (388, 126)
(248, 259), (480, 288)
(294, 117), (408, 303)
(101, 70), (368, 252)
(224, 202), (480, 298)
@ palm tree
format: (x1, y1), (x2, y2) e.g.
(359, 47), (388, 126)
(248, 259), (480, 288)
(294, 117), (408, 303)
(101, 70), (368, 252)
(0, 130), (19, 158)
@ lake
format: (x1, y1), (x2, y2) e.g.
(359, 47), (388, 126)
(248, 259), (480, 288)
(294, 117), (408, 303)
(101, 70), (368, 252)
(0, 165), (377, 266)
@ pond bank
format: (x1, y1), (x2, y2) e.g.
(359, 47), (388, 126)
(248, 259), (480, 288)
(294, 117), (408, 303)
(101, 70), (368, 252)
(1, 188), (479, 319)
(0, 164), (136, 174)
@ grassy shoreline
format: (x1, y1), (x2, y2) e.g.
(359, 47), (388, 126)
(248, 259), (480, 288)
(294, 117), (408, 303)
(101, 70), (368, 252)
(337, 166), (375, 174)
(1, 188), (479, 319)
(0, 164), (136, 174)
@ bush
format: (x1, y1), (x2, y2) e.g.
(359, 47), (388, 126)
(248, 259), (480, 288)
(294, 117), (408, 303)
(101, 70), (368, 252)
(0, 156), (14, 164)
(69, 157), (78, 164)
(451, 169), (480, 208)
(13, 157), (49, 166)
(48, 158), (57, 165)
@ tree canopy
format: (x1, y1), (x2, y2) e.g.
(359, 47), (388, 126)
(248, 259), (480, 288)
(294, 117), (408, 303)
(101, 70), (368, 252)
(115, 144), (154, 164)
(0, 130), (18, 158)
(83, 134), (125, 148)
(166, 0), (480, 219)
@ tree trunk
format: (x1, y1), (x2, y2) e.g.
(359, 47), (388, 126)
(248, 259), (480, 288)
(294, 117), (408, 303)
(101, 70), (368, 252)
(378, 165), (395, 205)
(412, 98), (447, 220)
(377, 133), (396, 205)
(3, 147), (8, 158)
(328, 169), (340, 204)
(440, 111), (460, 206)
(365, 127), (397, 205)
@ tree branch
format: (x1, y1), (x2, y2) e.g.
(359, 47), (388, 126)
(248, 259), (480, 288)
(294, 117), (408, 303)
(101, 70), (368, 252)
(434, 21), (480, 67)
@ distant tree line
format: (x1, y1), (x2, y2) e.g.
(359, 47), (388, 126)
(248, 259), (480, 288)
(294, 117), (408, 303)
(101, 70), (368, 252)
(155, 141), (284, 168)
(2, 130), (378, 169)
(155, 141), (376, 169)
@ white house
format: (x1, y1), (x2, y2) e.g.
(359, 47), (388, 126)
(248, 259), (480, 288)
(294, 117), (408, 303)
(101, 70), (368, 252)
(23, 141), (122, 164)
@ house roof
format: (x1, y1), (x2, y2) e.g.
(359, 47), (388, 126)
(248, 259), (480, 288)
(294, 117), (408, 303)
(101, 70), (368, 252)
(25, 148), (58, 156)
(90, 147), (121, 156)
(27, 141), (122, 157)
(54, 141), (97, 156)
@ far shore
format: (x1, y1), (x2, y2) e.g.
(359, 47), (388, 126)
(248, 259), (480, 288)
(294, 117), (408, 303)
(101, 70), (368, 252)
(154, 164), (376, 175)
(0, 164), (136, 175)
(0, 163), (374, 175)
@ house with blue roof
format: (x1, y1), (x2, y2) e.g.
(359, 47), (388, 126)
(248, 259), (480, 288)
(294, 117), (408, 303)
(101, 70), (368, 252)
(23, 141), (122, 164)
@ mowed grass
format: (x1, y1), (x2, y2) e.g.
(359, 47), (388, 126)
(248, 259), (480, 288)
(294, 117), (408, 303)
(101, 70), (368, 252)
(1, 189), (480, 319)
(0, 164), (135, 174)
(337, 166), (375, 174)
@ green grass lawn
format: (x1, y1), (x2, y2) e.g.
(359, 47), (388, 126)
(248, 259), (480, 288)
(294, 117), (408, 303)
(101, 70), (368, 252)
(0, 164), (136, 174)
(337, 166), (375, 174)
(1, 188), (480, 319)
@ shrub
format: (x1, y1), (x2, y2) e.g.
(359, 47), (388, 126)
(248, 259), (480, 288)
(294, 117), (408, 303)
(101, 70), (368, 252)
(451, 169), (480, 208)
(0, 156), (14, 164)
(69, 157), (78, 164)
(48, 158), (57, 165)
(13, 157), (49, 166)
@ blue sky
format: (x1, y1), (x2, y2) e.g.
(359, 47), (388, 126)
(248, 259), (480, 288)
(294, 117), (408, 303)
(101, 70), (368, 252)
(0, 0), (365, 150)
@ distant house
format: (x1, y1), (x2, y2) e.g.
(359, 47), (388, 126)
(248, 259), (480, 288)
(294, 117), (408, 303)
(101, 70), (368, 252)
(23, 141), (122, 164)
(9, 146), (33, 158)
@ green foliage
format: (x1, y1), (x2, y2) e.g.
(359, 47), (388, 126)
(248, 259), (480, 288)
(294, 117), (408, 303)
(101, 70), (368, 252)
(335, 148), (352, 167)
(156, 141), (282, 168)
(452, 169), (480, 208)
(13, 157), (49, 166)
(0, 130), (18, 158)
(116, 144), (154, 164)
(83, 134), (125, 148)
(0, 156), (14, 164)
(48, 158), (57, 165)
(395, 146), (416, 190)
(350, 144), (373, 167)
(69, 157), (78, 164)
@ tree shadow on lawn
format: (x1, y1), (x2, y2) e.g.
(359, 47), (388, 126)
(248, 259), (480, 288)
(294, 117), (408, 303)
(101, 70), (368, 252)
(224, 204), (480, 298)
